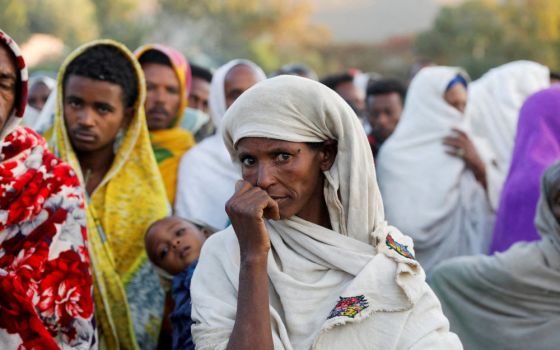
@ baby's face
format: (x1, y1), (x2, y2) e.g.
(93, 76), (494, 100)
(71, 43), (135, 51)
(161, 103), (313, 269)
(146, 217), (206, 275)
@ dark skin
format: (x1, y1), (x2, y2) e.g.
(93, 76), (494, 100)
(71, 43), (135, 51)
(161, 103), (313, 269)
(63, 75), (133, 195)
(367, 92), (403, 143)
(28, 81), (51, 111)
(0, 43), (17, 131)
(442, 84), (487, 189)
(188, 76), (210, 113)
(225, 138), (337, 350)
(224, 65), (261, 109)
(142, 63), (181, 130)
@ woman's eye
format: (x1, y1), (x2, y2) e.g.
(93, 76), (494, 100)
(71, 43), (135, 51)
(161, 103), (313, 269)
(241, 157), (256, 166)
(276, 153), (291, 162)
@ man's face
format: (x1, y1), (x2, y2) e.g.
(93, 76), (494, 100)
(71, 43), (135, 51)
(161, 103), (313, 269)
(0, 43), (17, 131)
(143, 63), (181, 130)
(64, 75), (130, 153)
(188, 76), (210, 113)
(28, 81), (51, 111)
(224, 65), (260, 109)
(367, 92), (403, 142)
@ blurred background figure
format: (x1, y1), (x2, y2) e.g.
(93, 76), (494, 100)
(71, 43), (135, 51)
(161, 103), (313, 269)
(365, 78), (406, 157)
(272, 62), (318, 80)
(175, 59), (266, 232)
(182, 63), (215, 142)
(320, 71), (366, 118)
(377, 67), (494, 276)
(431, 160), (560, 350)
(22, 73), (55, 127)
(467, 61), (550, 210)
(488, 86), (560, 254)
(136, 44), (195, 205)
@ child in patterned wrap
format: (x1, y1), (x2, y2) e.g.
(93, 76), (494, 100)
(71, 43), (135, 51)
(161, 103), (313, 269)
(145, 216), (210, 350)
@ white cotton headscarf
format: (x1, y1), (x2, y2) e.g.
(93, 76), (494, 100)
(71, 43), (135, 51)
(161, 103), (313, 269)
(467, 60), (550, 209)
(431, 161), (560, 350)
(174, 59), (266, 230)
(191, 76), (460, 350)
(376, 66), (495, 275)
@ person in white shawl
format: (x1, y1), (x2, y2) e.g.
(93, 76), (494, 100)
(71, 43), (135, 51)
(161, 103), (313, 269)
(376, 66), (495, 275)
(174, 59), (266, 230)
(467, 61), (550, 209)
(431, 160), (560, 350)
(190, 75), (461, 349)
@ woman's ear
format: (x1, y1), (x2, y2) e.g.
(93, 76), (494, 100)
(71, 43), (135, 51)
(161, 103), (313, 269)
(320, 140), (338, 171)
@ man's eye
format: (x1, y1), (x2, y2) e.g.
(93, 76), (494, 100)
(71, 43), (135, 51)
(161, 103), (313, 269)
(68, 100), (81, 108)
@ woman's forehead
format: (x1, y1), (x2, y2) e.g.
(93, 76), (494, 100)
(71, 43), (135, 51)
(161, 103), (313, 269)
(236, 137), (303, 151)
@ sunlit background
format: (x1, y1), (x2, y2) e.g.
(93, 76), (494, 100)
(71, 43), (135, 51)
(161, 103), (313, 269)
(3, 0), (559, 79)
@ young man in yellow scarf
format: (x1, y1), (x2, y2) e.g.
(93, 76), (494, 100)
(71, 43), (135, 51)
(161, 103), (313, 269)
(136, 45), (195, 204)
(51, 40), (169, 349)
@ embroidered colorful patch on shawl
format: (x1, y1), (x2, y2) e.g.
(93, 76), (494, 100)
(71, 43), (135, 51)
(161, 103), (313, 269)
(327, 295), (369, 319)
(386, 234), (415, 260)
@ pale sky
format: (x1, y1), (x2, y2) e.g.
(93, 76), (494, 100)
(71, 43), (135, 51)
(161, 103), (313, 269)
(310, 0), (465, 43)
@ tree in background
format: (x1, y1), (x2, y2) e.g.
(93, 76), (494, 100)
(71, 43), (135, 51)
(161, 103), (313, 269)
(415, 0), (560, 78)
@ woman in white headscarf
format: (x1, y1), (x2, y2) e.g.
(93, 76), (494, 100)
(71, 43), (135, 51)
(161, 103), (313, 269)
(431, 160), (560, 350)
(376, 66), (495, 275)
(467, 60), (550, 209)
(174, 59), (266, 230)
(190, 75), (461, 349)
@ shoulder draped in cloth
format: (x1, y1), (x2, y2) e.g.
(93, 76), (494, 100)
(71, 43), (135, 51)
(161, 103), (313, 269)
(0, 30), (96, 349)
(50, 39), (169, 350)
(174, 59), (266, 230)
(489, 86), (560, 253)
(376, 66), (495, 275)
(135, 44), (195, 205)
(467, 61), (550, 210)
(431, 160), (560, 350)
(190, 75), (462, 349)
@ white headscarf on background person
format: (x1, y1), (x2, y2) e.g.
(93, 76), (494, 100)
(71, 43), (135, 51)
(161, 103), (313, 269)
(431, 161), (560, 350)
(22, 75), (56, 127)
(467, 60), (550, 209)
(376, 66), (495, 275)
(190, 76), (461, 350)
(174, 59), (266, 230)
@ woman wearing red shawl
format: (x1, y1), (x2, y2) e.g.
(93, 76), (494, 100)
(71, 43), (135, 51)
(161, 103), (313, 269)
(0, 30), (95, 349)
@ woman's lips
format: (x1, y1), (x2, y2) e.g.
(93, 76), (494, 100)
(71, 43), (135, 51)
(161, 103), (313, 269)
(73, 130), (96, 143)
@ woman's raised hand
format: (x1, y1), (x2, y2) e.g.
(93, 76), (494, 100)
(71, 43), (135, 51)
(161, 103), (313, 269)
(225, 180), (280, 261)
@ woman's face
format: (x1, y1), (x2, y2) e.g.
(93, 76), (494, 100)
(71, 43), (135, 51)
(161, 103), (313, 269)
(444, 84), (467, 113)
(236, 137), (336, 222)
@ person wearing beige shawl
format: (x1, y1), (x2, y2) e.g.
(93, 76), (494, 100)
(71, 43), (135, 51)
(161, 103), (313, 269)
(190, 76), (461, 349)
(431, 160), (560, 350)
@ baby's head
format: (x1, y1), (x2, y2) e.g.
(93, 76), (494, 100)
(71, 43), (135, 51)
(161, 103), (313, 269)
(145, 216), (207, 275)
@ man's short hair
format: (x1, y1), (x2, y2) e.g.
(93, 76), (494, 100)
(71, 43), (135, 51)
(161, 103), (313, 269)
(63, 44), (139, 108)
(366, 79), (407, 105)
(320, 73), (354, 91)
(190, 64), (213, 83)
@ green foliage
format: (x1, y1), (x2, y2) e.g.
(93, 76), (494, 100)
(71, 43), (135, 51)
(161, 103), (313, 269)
(415, 0), (560, 78)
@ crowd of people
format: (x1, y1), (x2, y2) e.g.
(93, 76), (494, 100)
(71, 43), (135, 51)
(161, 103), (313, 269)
(0, 27), (559, 350)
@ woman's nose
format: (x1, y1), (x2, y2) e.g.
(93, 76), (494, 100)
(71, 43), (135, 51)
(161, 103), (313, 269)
(256, 164), (275, 189)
